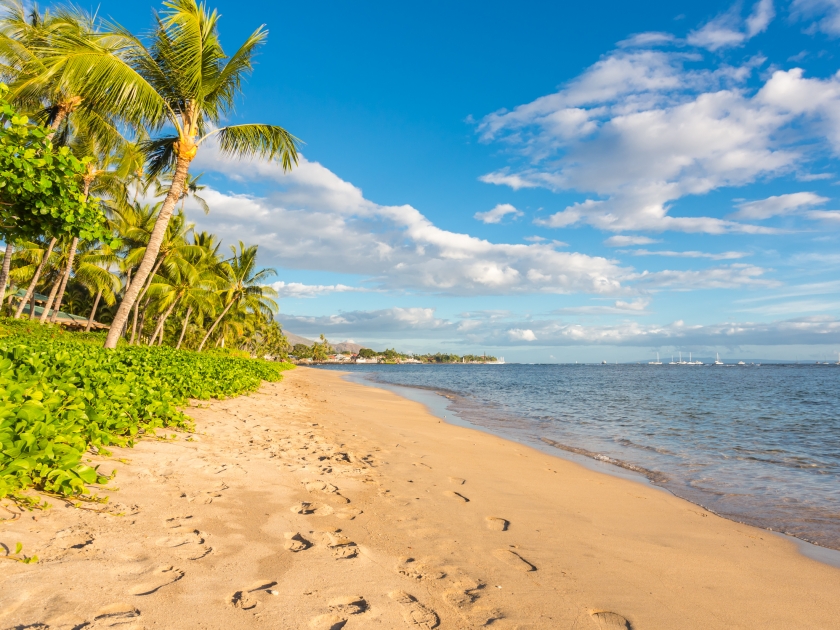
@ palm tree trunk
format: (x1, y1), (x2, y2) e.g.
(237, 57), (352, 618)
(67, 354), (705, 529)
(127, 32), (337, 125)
(15, 237), (57, 319)
(85, 290), (102, 332)
(176, 306), (192, 349)
(49, 236), (78, 323)
(39, 274), (62, 324)
(198, 300), (234, 351)
(130, 300), (140, 344)
(136, 298), (150, 343)
(105, 155), (192, 349)
(0, 242), (13, 307)
(149, 299), (178, 346)
(130, 257), (164, 344)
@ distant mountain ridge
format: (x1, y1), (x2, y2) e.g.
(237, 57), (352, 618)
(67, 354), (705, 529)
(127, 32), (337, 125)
(283, 330), (366, 354)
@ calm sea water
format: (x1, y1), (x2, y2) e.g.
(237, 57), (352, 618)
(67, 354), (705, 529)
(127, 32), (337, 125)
(317, 363), (840, 550)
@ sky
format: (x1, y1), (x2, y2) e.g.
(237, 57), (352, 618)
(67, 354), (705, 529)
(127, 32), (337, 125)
(96, 0), (840, 362)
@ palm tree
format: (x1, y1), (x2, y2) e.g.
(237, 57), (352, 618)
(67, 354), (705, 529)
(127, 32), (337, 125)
(197, 242), (277, 351)
(102, 0), (299, 349)
(73, 240), (121, 331)
(13, 236), (56, 318)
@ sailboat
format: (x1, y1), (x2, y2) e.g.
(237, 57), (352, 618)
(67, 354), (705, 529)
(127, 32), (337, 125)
(714, 352), (724, 365)
(669, 354), (677, 365)
(678, 351), (687, 365)
(649, 352), (662, 365)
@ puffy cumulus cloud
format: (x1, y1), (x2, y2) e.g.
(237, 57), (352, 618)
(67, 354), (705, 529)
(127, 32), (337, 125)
(189, 148), (630, 296)
(687, 0), (775, 51)
(477, 15), (840, 235)
(272, 281), (371, 299)
(507, 328), (538, 341)
(732, 191), (829, 219)
(791, 0), (840, 35)
(474, 203), (523, 224)
(603, 235), (661, 246)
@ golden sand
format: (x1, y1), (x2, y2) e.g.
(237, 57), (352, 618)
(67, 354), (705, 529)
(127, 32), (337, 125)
(1, 367), (838, 629)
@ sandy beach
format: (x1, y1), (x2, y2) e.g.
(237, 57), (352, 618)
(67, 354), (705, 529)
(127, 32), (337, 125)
(1, 366), (839, 629)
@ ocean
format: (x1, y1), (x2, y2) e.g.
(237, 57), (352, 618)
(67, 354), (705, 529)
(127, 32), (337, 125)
(316, 363), (840, 551)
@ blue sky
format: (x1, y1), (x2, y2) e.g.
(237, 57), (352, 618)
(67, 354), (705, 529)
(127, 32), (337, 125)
(100, 0), (840, 361)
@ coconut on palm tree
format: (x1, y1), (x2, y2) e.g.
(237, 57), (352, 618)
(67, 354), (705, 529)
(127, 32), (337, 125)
(102, 0), (299, 349)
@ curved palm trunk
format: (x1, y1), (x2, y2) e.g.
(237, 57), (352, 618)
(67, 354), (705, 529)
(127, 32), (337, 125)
(15, 237), (57, 319)
(176, 306), (193, 349)
(85, 290), (102, 332)
(0, 242), (13, 307)
(105, 155), (192, 349)
(149, 299), (178, 346)
(49, 236), (79, 323)
(39, 274), (62, 324)
(198, 300), (234, 351)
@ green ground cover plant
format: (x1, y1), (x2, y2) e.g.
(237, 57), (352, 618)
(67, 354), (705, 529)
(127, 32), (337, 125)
(0, 319), (291, 501)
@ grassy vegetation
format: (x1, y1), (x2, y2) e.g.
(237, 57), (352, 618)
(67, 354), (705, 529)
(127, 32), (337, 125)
(0, 318), (291, 502)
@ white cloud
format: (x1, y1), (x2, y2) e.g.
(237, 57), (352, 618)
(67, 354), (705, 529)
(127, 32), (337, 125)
(625, 249), (750, 260)
(631, 264), (777, 290)
(603, 235), (661, 246)
(189, 149), (631, 297)
(805, 210), (840, 222)
(272, 281), (370, 299)
(791, 0), (840, 35)
(474, 203), (523, 224)
(507, 328), (538, 341)
(687, 0), (775, 51)
(281, 307), (451, 337)
(554, 298), (651, 315)
(732, 192), (829, 219)
(618, 32), (677, 48)
(477, 20), (840, 236)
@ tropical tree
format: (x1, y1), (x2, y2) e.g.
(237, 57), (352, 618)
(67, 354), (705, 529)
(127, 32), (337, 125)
(102, 0), (299, 349)
(197, 242), (277, 351)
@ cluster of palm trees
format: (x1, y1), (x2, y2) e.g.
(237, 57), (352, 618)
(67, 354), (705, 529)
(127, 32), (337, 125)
(0, 0), (299, 353)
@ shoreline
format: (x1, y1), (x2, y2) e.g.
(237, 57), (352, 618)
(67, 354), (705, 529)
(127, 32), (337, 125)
(332, 365), (840, 562)
(2, 366), (839, 629)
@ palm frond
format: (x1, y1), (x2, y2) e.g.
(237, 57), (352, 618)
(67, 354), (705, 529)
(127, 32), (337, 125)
(208, 124), (300, 171)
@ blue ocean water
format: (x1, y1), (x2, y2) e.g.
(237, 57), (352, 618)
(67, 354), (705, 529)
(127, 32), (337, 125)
(317, 363), (840, 550)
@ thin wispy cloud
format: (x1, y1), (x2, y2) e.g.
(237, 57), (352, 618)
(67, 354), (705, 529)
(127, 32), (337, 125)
(474, 203), (523, 224)
(624, 249), (750, 260)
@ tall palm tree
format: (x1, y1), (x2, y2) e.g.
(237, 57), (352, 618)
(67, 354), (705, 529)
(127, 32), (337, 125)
(74, 240), (121, 331)
(197, 242), (277, 351)
(156, 171), (210, 214)
(102, 0), (299, 349)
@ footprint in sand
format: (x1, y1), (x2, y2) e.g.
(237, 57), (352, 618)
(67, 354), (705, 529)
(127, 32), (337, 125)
(230, 581), (279, 611)
(447, 477), (465, 485)
(486, 517), (509, 531)
(492, 548), (536, 572)
(84, 604), (142, 629)
(395, 557), (446, 581)
(443, 491), (469, 502)
(129, 566), (184, 596)
(389, 591), (439, 629)
(335, 507), (363, 521)
(284, 532), (312, 552)
(323, 532), (359, 559)
(290, 501), (335, 516)
(590, 611), (631, 629)
(309, 614), (347, 629)
(304, 480), (350, 504)
(328, 595), (367, 615)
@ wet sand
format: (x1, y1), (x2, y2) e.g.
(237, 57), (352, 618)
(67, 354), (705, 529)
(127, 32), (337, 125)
(1, 366), (839, 629)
